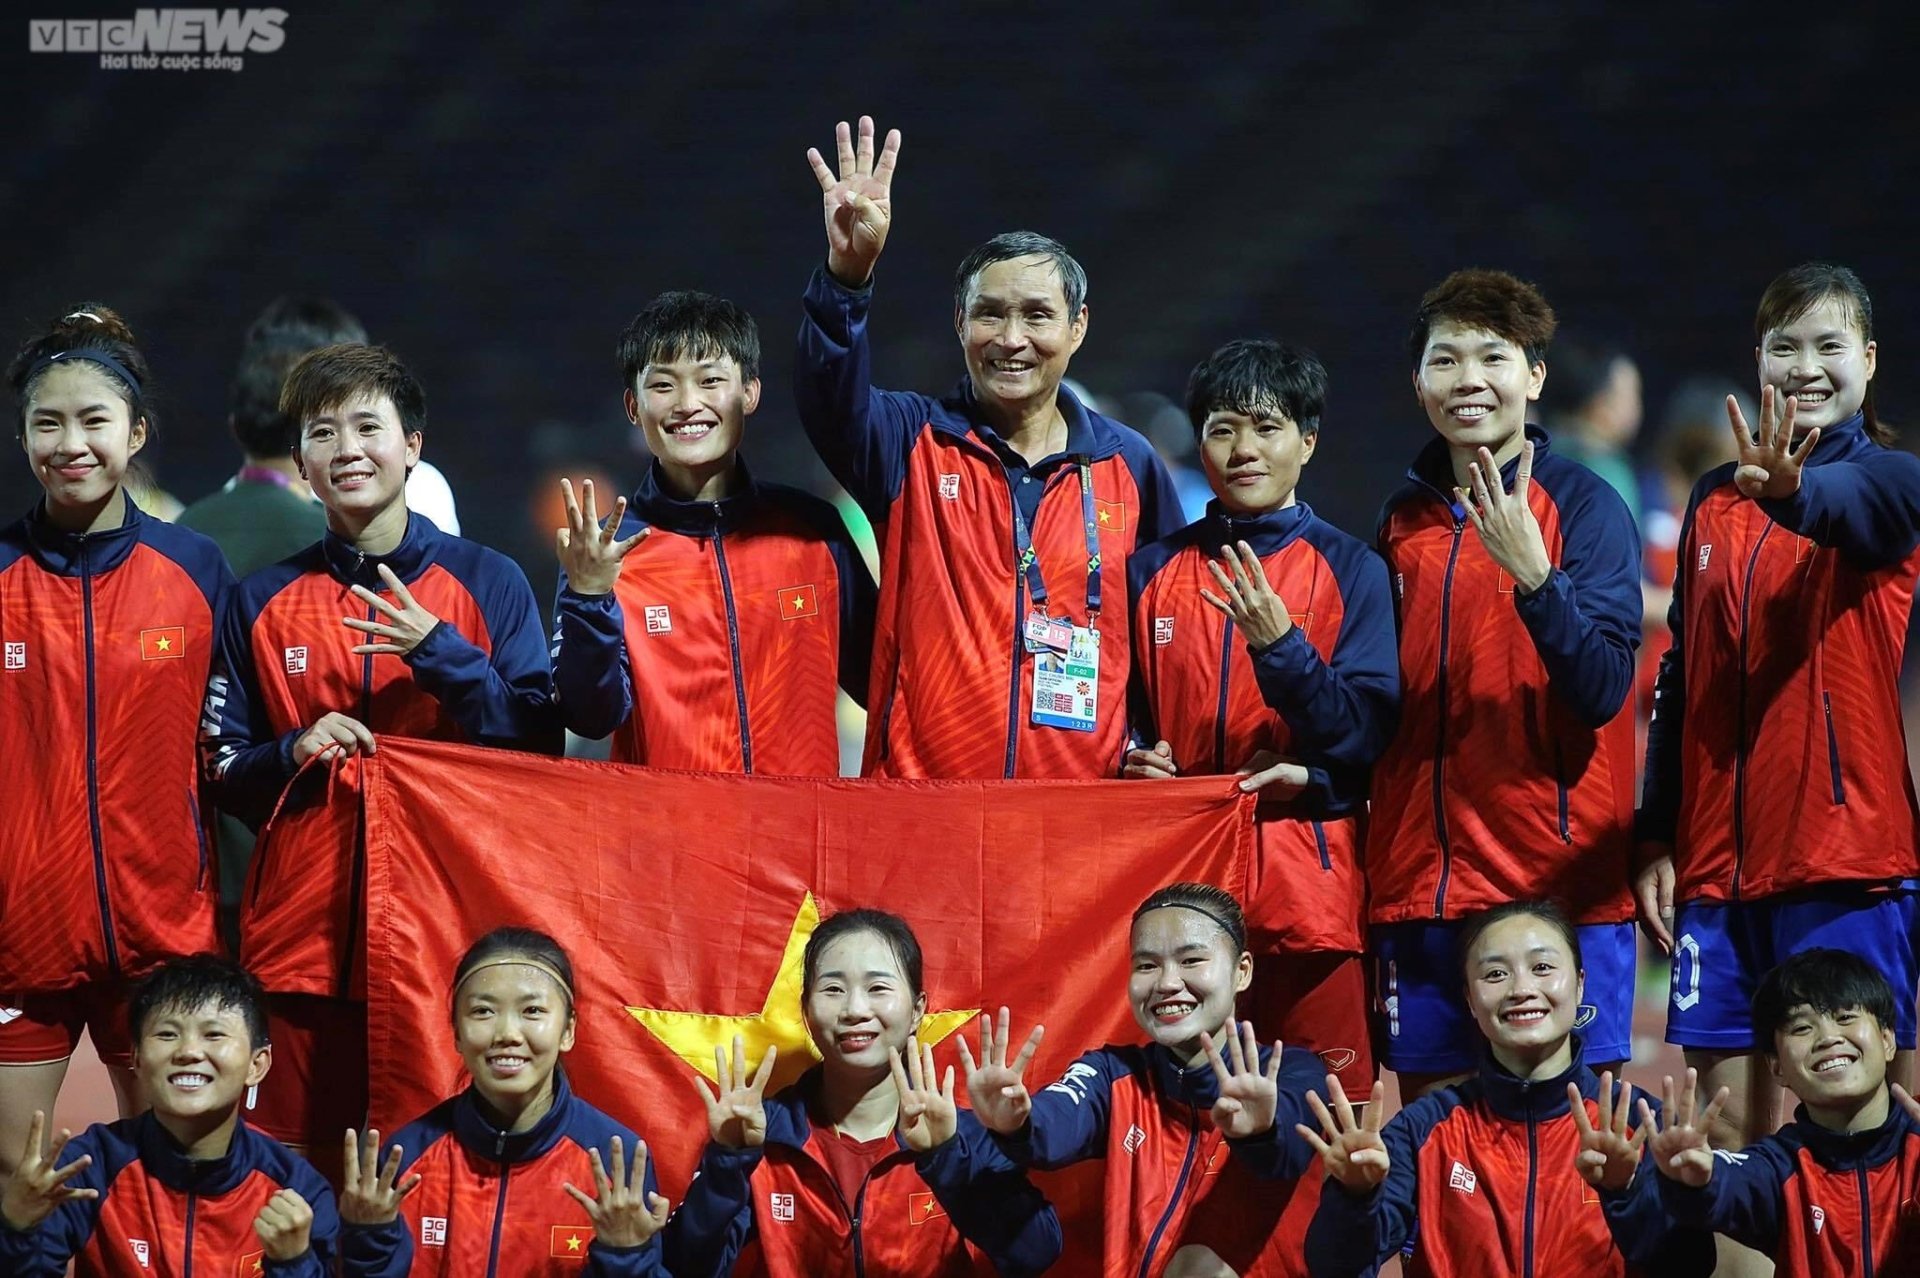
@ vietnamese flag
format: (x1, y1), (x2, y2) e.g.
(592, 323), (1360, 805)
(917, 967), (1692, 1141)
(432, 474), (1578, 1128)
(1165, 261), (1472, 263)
(355, 737), (1253, 1271)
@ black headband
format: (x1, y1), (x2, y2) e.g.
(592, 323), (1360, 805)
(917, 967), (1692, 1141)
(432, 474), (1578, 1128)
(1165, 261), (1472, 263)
(25, 347), (146, 412)
(1139, 899), (1244, 947)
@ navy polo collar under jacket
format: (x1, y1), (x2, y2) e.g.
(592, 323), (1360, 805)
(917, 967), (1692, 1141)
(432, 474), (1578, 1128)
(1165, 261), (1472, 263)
(952, 377), (1111, 469)
(21, 492), (145, 576)
(135, 1111), (263, 1197)
(1407, 422), (1555, 507)
(452, 1070), (577, 1164)
(319, 510), (440, 589)
(629, 458), (764, 536)
(1474, 1034), (1590, 1122)
(1787, 1098), (1918, 1171)
(1204, 500), (1311, 556)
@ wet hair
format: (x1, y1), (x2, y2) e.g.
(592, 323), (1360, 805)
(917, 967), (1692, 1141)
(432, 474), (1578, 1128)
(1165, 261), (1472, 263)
(1754, 262), (1892, 446)
(8, 304), (152, 439)
(802, 908), (924, 998)
(1547, 334), (1630, 419)
(280, 343), (426, 438)
(1457, 900), (1584, 976)
(954, 230), (1088, 317)
(1131, 882), (1248, 954)
(1185, 339), (1329, 437)
(452, 927), (577, 1016)
(617, 290), (761, 389)
(1408, 269), (1557, 370)
(127, 954), (269, 1049)
(229, 297), (368, 458)
(1751, 947), (1897, 1056)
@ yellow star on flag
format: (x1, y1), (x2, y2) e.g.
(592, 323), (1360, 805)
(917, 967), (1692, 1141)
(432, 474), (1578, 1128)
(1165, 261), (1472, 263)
(626, 893), (978, 1093)
(155, 635), (172, 651)
(567, 1234), (582, 1251)
(1097, 508), (1111, 524)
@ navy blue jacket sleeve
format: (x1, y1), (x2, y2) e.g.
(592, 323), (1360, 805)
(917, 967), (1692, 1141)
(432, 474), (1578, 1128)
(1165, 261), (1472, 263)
(1758, 446), (1920, 570)
(202, 582), (303, 825)
(1637, 474), (1714, 843)
(991, 1048), (1123, 1171)
(338, 1217), (410, 1278)
(661, 1141), (760, 1278)
(829, 511), (877, 710)
(916, 1113), (1063, 1278)
(408, 549), (561, 755)
(794, 267), (941, 519)
(1219, 1045), (1333, 1183)
(551, 576), (635, 740)
(1595, 1088), (1716, 1277)
(1304, 1096), (1436, 1278)
(1655, 1138), (1791, 1255)
(1511, 467), (1642, 727)
(0, 1127), (109, 1275)
(1249, 539), (1400, 791)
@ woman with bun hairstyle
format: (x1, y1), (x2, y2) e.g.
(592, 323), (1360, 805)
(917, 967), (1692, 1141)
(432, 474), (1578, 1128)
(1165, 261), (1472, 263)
(0, 305), (233, 1178)
(338, 927), (668, 1276)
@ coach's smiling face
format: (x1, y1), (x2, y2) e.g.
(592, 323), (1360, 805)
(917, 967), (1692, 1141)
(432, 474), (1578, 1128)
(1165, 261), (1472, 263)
(955, 255), (1087, 427)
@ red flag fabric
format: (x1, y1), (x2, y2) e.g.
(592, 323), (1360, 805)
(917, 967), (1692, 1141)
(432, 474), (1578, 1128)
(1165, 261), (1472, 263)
(352, 738), (1254, 1269)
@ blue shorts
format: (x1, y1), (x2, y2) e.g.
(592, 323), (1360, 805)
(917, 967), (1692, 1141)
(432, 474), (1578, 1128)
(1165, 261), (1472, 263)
(1667, 888), (1920, 1051)
(1369, 919), (1637, 1074)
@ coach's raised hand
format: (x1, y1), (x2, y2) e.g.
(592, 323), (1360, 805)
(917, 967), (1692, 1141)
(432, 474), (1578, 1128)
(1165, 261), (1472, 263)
(809, 115), (902, 287)
(697, 1035), (776, 1149)
(555, 477), (648, 597)
(958, 1007), (1044, 1135)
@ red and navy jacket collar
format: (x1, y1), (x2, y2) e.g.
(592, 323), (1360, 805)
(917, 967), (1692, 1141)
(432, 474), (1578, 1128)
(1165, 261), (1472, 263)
(16, 494), (147, 576)
(1200, 499), (1313, 557)
(762, 1067), (916, 1157)
(1143, 1038), (1238, 1109)
(941, 377), (1122, 466)
(132, 1111), (274, 1197)
(450, 1070), (580, 1164)
(627, 458), (767, 536)
(1788, 409), (1872, 467)
(1779, 1097), (1919, 1172)
(1470, 1035), (1594, 1122)
(1405, 422), (1555, 506)
(317, 510), (443, 590)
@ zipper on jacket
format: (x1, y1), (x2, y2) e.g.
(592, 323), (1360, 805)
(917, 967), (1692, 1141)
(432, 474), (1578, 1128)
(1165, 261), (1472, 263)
(1137, 1104), (1201, 1278)
(710, 524), (753, 772)
(485, 1154), (512, 1278)
(850, 1164), (873, 1278)
(1002, 476), (1028, 779)
(337, 585), (380, 998)
(1824, 691), (1847, 804)
(80, 536), (122, 976)
(1214, 613), (1235, 769)
(188, 786), (210, 888)
(1312, 821), (1332, 871)
(1731, 525), (1775, 900)
(1522, 1091), (1539, 1278)
(1553, 742), (1572, 844)
(183, 1190), (197, 1278)
(1858, 1165), (1875, 1278)
(1430, 517), (1465, 917)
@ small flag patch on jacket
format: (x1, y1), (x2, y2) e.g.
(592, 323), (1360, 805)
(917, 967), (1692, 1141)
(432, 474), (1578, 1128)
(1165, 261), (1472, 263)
(234, 1250), (263, 1275)
(780, 584), (818, 619)
(1094, 499), (1127, 534)
(550, 1225), (594, 1257)
(907, 1191), (947, 1225)
(142, 626), (186, 659)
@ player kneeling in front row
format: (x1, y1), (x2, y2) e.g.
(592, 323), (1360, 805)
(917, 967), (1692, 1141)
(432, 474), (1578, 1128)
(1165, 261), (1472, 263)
(0, 955), (338, 1276)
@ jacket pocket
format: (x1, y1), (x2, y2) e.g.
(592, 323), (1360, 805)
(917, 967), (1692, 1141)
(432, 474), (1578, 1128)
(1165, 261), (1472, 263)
(1823, 691), (1847, 804)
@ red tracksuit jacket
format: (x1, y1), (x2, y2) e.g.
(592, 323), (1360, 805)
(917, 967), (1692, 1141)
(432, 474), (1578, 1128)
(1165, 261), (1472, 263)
(795, 267), (1186, 779)
(0, 1112), (338, 1277)
(1305, 1046), (1714, 1277)
(664, 1068), (1061, 1276)
(1368, 428), (1642, 924)
(339, 1075), (665, 1277)
(551, 460), (875, 774)
(996, 1040), (1328, 1277)
(1658, 1101), (1920, 1276)
(0, 498), (229, 992)
(201, 513), (559, 995)
(1640, 412), (1920, 902)
(1128, 500), (1400, 953)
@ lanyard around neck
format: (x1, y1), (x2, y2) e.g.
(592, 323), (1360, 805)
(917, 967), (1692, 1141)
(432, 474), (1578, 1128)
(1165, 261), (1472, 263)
(1010, 458), (1102, 617)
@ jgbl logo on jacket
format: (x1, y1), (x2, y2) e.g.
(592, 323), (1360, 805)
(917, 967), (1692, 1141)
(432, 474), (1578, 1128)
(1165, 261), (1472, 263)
(550, 1225), (594, 1257)
(644, 605), (672, 635)
(3, 641), (22, 670)
(769, 1192), (796, 1222)
(1121, 1123), (1147, 1154)
(130, 1238), (150, 1268)
(141, 626), (185, 659)
(1811, 1205), (1826, 1236)
(1448, 1160), (1477, 1195)
(283, 646), (308, 675)
(780, 584), (818, 620)
(907, 1191), (948, 1225)
(1153, 617), (1174, 646)
(938, 473), (961, 500)
(1698, 544), (1713, 571)
(420, 1217), (447, 1246)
